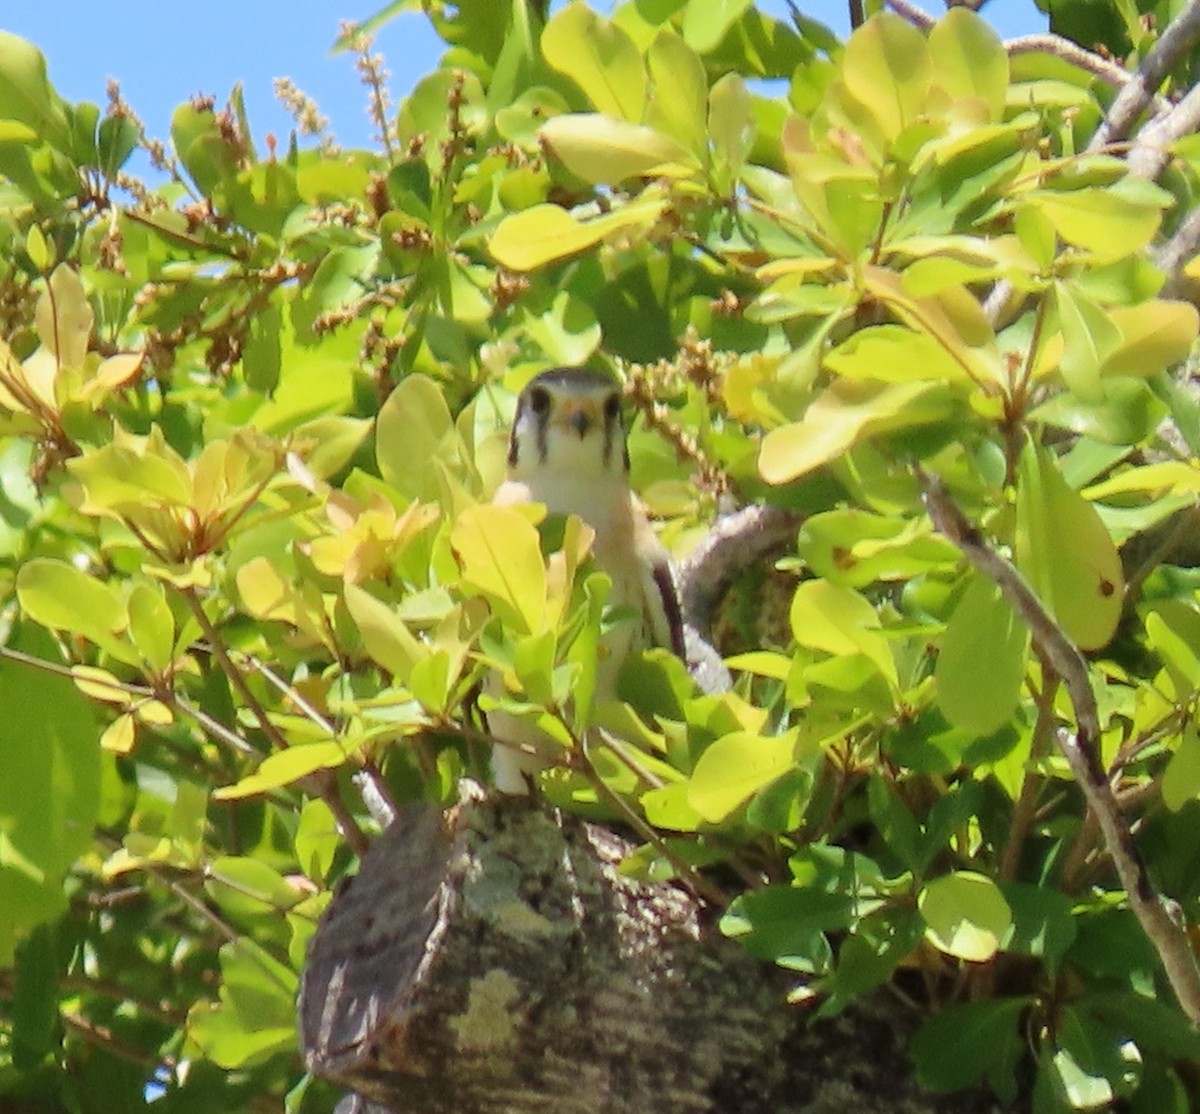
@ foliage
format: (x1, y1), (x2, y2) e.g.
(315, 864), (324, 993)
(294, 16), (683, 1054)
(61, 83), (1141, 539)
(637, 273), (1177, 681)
(2, 1), (1200, 1110)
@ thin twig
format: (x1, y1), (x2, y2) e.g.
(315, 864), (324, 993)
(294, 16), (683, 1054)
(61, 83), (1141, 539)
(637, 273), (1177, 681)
(919, 469), (1200, 1025)
(1089, 0), (1200, 153)
(583, 730), (731, 909)
(997, 668), (1058, 883)
(181, 588), (370, 855)
(1156, 206), (1200, 295)
(1128, 83), (1200, 181)
(1007, 35), (1165, 101)
(883, 0), (935, 31)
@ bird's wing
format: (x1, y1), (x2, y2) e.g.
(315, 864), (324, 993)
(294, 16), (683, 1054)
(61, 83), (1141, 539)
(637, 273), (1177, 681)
(632, 499), (686, 659)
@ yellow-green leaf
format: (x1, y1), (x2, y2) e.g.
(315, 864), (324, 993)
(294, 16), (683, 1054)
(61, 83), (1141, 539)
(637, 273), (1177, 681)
(708, 72), (753, 184)
(212, 742), (347, 800)
(1163, 724), (1200, 811)
(1015, 443), (1124, 651)
(919, 871), (1011, 962)
(1053, 283), (1121, 402)
(936, 576), (1029, 736)
(790, 579), (898, 690)
(540, 114), (699, 185)
(35, 264), (92, 373)
(688, 729), (798, 822)
(825, 325), (975, 385)
(1027, 189), (1162, 261)
(451, 505), (546, 635)
(542, 4), (646, 121)
(759, 380), (955, 484)
(127, 581), (175, 674)
(489, 191), (670, 271)
(343, 582), (426, 681)
(1099, 300), (1199, 380)
(928, 8), (1007, 122)
(375, 373), (462, 503)
(645, 29), (707, 158)
(840, 13), (932, 147)
(681, 0), (752, 53)
(17, 558), (125, 645)
(100, 713), (137, 755)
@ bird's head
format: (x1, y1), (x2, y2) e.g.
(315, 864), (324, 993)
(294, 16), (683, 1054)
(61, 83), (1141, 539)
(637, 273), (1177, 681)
(507, 366), (630, 482)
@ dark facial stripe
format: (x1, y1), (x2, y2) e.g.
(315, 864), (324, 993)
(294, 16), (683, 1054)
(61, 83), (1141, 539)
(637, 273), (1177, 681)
(508, 366), (628, 472)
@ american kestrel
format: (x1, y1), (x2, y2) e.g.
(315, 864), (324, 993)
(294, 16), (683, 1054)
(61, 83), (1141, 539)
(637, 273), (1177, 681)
(488, 366), (686, 792)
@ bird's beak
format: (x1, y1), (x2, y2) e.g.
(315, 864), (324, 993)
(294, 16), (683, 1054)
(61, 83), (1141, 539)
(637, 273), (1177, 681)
(558, 400), (598, 439)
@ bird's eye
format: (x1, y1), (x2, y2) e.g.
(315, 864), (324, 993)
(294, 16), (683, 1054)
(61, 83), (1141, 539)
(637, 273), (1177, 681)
(529, 386), (551, 416)
(603, 394), (620, 422)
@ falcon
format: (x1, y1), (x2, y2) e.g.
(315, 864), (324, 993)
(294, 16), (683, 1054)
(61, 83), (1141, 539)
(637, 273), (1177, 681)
(488, 365), (685, 792)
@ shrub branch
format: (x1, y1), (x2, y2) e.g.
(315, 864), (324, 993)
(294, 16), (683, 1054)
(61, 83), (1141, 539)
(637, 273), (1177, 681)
(919, 468), (1200, 1026)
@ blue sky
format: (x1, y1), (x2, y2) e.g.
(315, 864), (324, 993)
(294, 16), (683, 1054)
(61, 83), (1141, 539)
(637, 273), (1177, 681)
(2, 1), (1046, 159)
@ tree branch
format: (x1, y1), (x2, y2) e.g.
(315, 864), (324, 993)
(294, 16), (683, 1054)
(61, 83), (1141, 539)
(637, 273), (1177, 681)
(1127, 82), (1200, 181)
(1007, 34), (1167, 101)
(677, 504), (804, 639)
(919, 469), (1200, 1026)
(1088, 0), (1200, 153)
(883, 0), (936, 31)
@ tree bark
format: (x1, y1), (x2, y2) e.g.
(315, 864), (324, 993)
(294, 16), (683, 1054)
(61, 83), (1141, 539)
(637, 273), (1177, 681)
(300, 794), (1001, 1114)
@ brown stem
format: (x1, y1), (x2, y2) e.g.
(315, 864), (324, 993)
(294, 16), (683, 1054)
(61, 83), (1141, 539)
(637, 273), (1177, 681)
(920, 468), (1200, 1025)
(1089, 0), (1200, 153)
(181, 587), (369, 856)
(997, 669), (1058, 882)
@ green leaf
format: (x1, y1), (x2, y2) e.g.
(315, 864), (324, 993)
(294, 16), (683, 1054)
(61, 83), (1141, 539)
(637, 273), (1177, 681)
(12, 925), (59, 1068)
(1015, 442), (1124, 650)
(839, 13), (931, 148)
(186, 939), (296, 1068)
(0, 631), (99, 964)
(720, 884), (852, 969)
(344, 582), (427, 682)
(1145, 607), (1200, 695)
(1162, 723), (1200, 812)
(451, 505), (547, 635)
(1000, 882), (1076, 971)
(127, 580), (175, 674)
(17, 558), (126, 650)
(489, 190), (671, 270)
(928, 8), (1007, 121)
(919, 870), (1012, 962)
(911, 997), (1028, 1092)
(542, 4), (646, 121)
(936, 575), (1029, 736)
(1052, 1006), (1140, 1108)
(790, 579), (897, 691)
(681, 0), (752, 53)
(645, 30), (707, 158)
(206, 856), (305, 919)
(1027, 188), (1162, 261)
(759, 380), (957, 484)
(540, 114), (698, 184)
(0, 32), (70, 153)
(213, 742), (348, 801)
(687, 728), (798, 822)
(819, 908), (925, 1015)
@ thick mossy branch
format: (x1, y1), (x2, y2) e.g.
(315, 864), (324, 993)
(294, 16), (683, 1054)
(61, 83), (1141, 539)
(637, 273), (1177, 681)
(300, 797), (1000, 1114)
